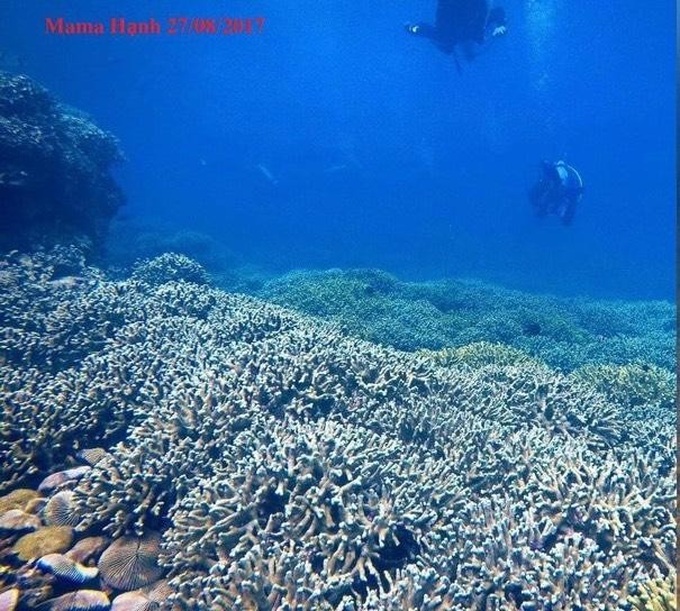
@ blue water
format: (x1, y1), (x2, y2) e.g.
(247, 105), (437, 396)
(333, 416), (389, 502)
(2, 0), (675, 300)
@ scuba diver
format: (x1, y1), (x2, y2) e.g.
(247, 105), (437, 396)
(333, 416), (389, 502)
(405, 0), (507, 68)
(529, 160), (584, 226)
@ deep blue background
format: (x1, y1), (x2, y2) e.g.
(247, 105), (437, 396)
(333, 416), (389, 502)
(1, 1), (676, 299)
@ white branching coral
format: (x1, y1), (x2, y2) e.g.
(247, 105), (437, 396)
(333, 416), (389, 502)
(0, 250), (675, 609)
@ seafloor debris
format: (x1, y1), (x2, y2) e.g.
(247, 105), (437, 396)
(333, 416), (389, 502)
(0, 249), (676, 609)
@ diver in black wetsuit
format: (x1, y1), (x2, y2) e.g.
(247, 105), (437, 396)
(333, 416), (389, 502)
(405, 0), (507, 66)
(529, 160), (584, 226)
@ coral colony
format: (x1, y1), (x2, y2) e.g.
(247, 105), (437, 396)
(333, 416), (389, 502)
(0, 74), (676, 610)
(0, 73), (124, 254)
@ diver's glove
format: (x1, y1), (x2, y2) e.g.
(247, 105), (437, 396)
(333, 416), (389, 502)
(492, 25), (507, 37)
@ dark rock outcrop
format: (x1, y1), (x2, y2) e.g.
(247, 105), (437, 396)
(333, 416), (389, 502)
(0, 72), (124, 253)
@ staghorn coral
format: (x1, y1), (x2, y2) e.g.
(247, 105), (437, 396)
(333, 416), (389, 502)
(456, 361), (626, 447)
(257, 269), (676, 371)
(0, 250), (676, 609)
(399, 427), (676, 609)
(161, 421), (428, 581)
(628, 575), (677, 611)
(104, 224), (241, 279)
(421, 340), (540, 369)
(0, 251), (223, 491)
(0, 246), (111, 370)
(258, 268), (452, 351)
(1, 344), (158, 492)
(570, 362), (676, 421)
(131, 253), (210, 287)
(525, 441), (676, 576)
(160, 417), (452, 606)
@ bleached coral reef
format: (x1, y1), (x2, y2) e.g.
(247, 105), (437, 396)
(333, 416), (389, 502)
(0, 250), (675, 609)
